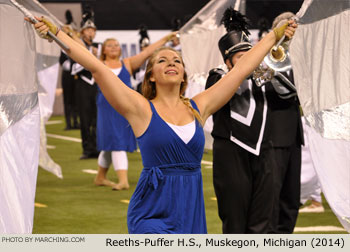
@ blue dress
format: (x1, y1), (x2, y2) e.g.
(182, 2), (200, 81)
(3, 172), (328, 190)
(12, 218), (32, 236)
(96, 63), (137, 152)
(127, 100), (207, 234)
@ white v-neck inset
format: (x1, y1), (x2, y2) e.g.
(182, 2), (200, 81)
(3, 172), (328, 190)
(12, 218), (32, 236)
(110, 67), (122, 76)
(166, 120), (195, 144)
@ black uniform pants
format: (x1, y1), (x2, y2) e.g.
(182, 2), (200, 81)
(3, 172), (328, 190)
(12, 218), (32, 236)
(75, 78), (97, 155)
(268, 141), (301, 233)
(212, 137), (275, 233)
(62, 70), (78, 128)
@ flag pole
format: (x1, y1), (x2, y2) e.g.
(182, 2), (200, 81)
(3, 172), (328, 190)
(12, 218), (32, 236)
(10, 0), (69, 51)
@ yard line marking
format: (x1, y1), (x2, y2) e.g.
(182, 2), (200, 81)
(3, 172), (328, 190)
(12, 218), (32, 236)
(47, 133), (82, 143)
(120, 200), (130, 204)
(82, 169), (98, 174)
(46, 145), (56, 149)
(202, 160), (212, 169)
(35, 203), (48, 208)
(46, 120), (63, 125)
(294, 226), (346, 232)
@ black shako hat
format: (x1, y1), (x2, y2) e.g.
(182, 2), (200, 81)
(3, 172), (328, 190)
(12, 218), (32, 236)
(218, 7), (252, 61)
(81, 5), (96, 31)
(139, 24), (150, 49)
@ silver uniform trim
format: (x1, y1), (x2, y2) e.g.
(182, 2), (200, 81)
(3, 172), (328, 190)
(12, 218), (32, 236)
(71, 63), (95, 85)
(71, 63), (84, 75)
(80, 75), (95, 85)
(230, 85), (268, 156)
(225, 42), (252, 55)
(230, 79), (256, 126)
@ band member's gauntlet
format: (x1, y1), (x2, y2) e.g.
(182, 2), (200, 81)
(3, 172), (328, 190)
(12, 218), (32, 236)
(273, 22), (289, 42)
(37, 17), (59, 41)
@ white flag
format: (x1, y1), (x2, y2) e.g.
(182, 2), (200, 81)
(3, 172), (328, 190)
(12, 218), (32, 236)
(179, 0), (237, 149)
(0, 0), (40, 233)
(290, 0), (350, 232)
(0, 0), (62, 233)
(15, 0), (63, 178)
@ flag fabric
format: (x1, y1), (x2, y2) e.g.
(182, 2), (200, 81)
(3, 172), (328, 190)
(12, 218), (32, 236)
(16, 0), (63, 178)
(290, 0), (350, 232)
(37, 62), (62, 178)
(179, 0), (237, 148)
(0, 0), (61, 233)
(180, 0), (237, 97)
(0, 0), (39, 233)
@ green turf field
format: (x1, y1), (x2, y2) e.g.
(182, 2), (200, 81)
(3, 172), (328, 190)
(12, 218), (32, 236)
(32, 116), (346, 234)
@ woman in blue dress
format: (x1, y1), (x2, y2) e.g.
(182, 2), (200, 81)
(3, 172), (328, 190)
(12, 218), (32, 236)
(29, 17), (297, 233)
(94, 35), (176, 190)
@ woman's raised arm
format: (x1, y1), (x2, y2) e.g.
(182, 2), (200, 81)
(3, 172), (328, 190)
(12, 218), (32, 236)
(193, 20), (297, 122)
(125, 32), (178, 74)
(28, 17), (151, 134)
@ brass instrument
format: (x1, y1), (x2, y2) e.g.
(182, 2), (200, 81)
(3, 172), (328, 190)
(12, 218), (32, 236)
(253, 35), (291, 86)
(265, 35), (292, 73)
(252, 62), (275, 87)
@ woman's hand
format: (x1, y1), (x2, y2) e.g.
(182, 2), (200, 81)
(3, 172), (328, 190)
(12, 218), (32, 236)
(62, 25), (75, 37)
(166, 31), (179, 42)
(284, 19), (298, 39)
(25, 16), (58, 42)
(273, 19), (298, 41)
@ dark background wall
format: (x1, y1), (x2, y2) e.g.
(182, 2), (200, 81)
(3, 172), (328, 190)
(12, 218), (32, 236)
(246, 0), (303, 28)
(39, 0), (303, 30)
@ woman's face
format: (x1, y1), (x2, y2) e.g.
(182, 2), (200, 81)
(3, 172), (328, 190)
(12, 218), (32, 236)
(150, 49), (184, 86)
(103, 40), (121, 59)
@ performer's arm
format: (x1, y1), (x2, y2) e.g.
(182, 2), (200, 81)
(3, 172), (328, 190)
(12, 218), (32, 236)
(28, 17), (151, 136)
(194, 20), (297, 122)
(124, 32), (178, 74)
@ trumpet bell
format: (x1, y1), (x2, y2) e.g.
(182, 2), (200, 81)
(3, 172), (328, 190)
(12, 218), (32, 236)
(264, 45), (292, 72)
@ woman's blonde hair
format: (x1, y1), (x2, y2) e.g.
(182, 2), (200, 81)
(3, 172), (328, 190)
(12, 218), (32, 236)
(142, 47), (203, 125)
(100, 38), (118, 61)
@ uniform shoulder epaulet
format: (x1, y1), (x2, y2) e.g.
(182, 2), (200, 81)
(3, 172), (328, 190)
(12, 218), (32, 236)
(209, 68), (225, 76)
(206, 68), (225, 89)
